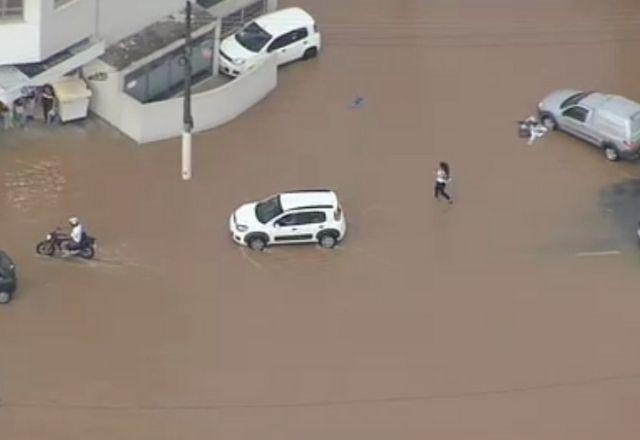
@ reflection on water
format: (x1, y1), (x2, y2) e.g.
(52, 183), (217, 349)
(4, 159), (66, 212)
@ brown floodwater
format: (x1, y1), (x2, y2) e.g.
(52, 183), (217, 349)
(2, 0), (640, 438)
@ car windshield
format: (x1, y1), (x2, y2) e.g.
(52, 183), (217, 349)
(235, 22), (272, 52)
(255, 195), (283, 224)
(560, 92), (590, 109)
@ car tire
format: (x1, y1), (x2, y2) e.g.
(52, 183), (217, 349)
(303, 47), (318, 60)
(604, 144), (619, 162)
(247, 235), (267, 251)
(0, 291), (11, 304)
(540, 114), (557, 130)
(318, 231), (338, 249)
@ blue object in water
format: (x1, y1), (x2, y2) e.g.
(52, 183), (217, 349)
(350, 96), (366, 109)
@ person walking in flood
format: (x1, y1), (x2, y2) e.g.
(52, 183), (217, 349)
(434, 161), (453, 204)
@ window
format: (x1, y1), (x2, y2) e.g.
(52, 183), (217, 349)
(268, 32), (293, 52)
(560, 92), (590, 109)
(255, 196), (283, 223)
(235, 22), (272, 52)
(220, 0), (267, 37)
(54, 0), (75, 8)
(290, 27), (309, 43)
(562, 106), (589, 123)
(124, 33), (215, 103)
(0, 0), (23, 20)
(298, 211), (326, 224)
(276, 214), (300, 226)
(276, 212), (326, 226)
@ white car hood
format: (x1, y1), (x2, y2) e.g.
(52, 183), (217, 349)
(220, 35), (259, 62)
(233, 202), (261, 228)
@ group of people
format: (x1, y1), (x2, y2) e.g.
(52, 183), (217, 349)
(0, 84), (57, 130)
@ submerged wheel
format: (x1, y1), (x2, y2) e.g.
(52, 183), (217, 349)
(247, 236), (266, 251)
(318, 232), (338, 249)
(540, 114), (556, 130)
(604, 145), (619, 162)
(0, 291), (12, 304)
(79, 246), (95, 260)
(303, 47), (318, 60)
(36, 241), (55, 256)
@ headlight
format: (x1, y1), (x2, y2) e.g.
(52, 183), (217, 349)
(233, 58), (246, 66)
(236, 224), (249, 232)
(537, 101), (543, 109)
(46, 234), (52, 240)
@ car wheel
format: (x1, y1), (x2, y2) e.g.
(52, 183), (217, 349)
(604, 145), (619, 161)
(540, 114), (557, 130)
(318, 232), (337, 249)
(303, 47), (318, 60)
(248, 236), (266, 251)
(0, 291), (11, 304)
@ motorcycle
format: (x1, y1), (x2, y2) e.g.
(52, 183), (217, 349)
(36, 228), (96, 260)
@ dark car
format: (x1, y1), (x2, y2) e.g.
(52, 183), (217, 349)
(0, 250), (17, 304)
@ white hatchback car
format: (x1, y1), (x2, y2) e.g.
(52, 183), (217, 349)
(219, 7), (321, 77)
(229, 190), (346, 251)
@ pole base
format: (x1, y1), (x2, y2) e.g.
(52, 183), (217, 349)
(181, 131), (192, 180)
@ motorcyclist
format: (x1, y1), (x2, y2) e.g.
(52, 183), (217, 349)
(65, 217), (86, 254)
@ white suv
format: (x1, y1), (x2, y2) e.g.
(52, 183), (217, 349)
(219, 7), (321, 77)
(229, 190), (346, 251)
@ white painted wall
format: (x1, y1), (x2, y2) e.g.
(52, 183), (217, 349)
(95, 0), (183, 45)
(0, 0), (42, 64)
(88, 55), (277, 143)
(40, 0), (97, 59)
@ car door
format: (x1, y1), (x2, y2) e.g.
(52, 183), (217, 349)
(272, 211), (326, 243)
(285, 27), (311, 60)
(559, 106), (599, 145)
(267, 28), (308, 64)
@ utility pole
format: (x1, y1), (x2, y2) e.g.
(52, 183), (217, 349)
(182, 0), (194, 180)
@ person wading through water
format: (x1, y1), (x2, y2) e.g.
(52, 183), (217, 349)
(434, 161), (453, 204)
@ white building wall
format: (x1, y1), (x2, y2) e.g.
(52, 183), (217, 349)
(96, 0), (183, 44)
(0, 0), (42, 64)
(39, 0), (97, 59)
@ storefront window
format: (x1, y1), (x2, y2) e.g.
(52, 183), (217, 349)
(124, 34), (215, 103)
(0, 0), (23, 20)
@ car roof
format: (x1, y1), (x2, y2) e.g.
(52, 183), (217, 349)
(255, 7), (315, 35)
(279, 190), (337, 211)
(599, 95), (640, 118)
(579, 92), (608, 108)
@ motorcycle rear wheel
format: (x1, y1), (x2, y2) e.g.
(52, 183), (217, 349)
(36, 241), (55, 256)
(79, 246), (95, 260)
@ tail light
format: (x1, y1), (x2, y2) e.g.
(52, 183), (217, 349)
(623, 141), (636, 150)
(334, 206), (342, 221)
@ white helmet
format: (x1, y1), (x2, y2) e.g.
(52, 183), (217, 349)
(68, 217), (79, 226)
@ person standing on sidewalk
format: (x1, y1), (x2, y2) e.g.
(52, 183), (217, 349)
(13, 98), (26, 128)
(434, 161), (453, 204)
(41, 85), (55, 124)
(0, 100), (9, 129)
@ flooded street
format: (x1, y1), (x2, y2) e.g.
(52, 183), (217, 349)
(3, 0), (640, 438)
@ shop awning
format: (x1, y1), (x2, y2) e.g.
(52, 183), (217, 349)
(0, 38), (104, 103)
